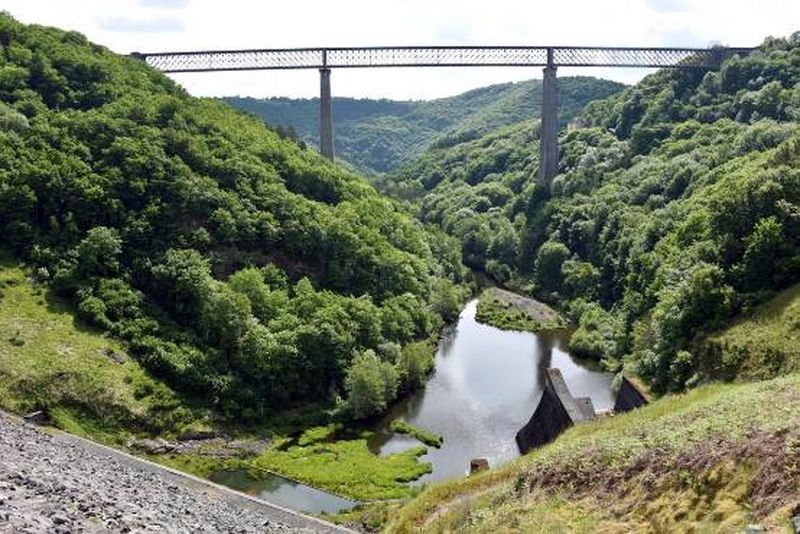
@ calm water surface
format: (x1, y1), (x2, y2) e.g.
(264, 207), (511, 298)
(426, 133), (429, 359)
(367, 298), (614, 483)
(209, 470), (355, 514)
(213, 297), (613, 511)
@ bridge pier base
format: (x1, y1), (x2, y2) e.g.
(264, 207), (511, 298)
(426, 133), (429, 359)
(319, 68), (334, 160)
(539, 65), (558, 188)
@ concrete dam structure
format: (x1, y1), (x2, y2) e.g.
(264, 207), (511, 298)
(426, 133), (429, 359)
(614, 375), (649, 414)
(515, 368), (597, 454)
(516, 369), (649, 454)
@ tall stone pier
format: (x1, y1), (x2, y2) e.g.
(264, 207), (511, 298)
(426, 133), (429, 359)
(539, 50), (558, 187)
(319, 67), (334, 160)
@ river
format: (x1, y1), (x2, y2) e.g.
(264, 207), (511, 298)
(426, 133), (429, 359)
(367, 298), (614, 482)
(212, 296), (614, 512)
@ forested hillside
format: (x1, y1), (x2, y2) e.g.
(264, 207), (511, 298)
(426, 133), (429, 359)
(0, 13), (471, 430)
(223, 77), (623, 175)
(396, 34), (800, 394)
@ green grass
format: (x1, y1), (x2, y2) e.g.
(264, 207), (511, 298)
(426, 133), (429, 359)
(388, 373), (800, 532)
(148, 451), (243, 479)
(324, 500), (405, 530)
(0, 251), (434, 502)
(475, 290), (565, 333)
(389, 418), (443, 448)
(251, 424), (432, 500)
(475, 298), (542, 332)
(0, 250), (196, 442)
(698, 282), (800, 380)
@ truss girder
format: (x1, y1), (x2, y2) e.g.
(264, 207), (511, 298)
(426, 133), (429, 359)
(137, 46), (752, 73)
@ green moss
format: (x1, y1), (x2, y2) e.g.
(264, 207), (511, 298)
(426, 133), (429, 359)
(389, 418), (443, 448)
(251, 425), (431, 500)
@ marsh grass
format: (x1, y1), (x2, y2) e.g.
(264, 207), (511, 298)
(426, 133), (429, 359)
(389, 418), (443, 448)
(251, 424), (431, 500)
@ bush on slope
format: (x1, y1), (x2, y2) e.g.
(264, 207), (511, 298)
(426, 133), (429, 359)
(0, 13), (469, 422)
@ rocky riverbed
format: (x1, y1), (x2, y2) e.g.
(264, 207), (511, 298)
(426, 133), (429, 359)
(0, 412), (346, 533)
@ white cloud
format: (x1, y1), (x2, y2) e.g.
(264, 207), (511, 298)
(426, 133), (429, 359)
(98, 15), (183, 33)
(2, 0), (799, 99)
(139, 0), (189, 8)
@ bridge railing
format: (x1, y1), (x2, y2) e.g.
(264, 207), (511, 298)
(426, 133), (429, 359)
(136, 46), (754, 73)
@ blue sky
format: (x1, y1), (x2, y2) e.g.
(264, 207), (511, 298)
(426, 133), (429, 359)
(2, 0), (798, 99)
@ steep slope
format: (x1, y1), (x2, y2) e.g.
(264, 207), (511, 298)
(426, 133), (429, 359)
(223, 77), (624, 175)
(394, 34), (800, 393)
(388, 372), (800, 532)
(0, 249), (192, 437)
(0, 13), (469, 430)
(387, 119), (538, 281)
(380, 35), (800, 534)
(696, 282), (800, 380)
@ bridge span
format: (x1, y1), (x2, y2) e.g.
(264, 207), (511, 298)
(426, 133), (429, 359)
(133, 45), (753, 186)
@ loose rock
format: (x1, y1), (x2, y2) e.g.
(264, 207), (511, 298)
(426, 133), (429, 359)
(0, 412), (342, 533)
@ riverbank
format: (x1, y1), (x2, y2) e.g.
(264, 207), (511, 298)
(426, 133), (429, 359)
(0, 411), (348, 533)
(386, 373), (800, 532)
(150, 423), (432, 501)
(0, 252), (439, 508)
(0, 250), (609, 528)
(475, 287), (567, 333)
(367, 299), (613, 485)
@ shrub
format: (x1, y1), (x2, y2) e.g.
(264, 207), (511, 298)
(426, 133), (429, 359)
(344, 350), (399, 419)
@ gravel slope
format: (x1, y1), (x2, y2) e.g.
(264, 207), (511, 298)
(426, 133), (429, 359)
(0, 412), (349, 533)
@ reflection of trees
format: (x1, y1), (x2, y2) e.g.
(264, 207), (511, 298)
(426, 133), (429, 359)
(211, 469), (286, 495)
(254, 473), (287, 494)
(367, 302), (470, 453)
(439, 298), (477, 358)
(367, 386), (429, 451)
(438, 323), (458, 356)
(535, 333), (555, 393)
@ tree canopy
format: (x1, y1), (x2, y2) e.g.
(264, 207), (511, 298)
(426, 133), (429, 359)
(0, 13), (470, 419)
(386, 33), (800, 393)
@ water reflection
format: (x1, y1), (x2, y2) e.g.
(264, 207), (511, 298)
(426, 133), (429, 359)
(368, 299), (613, 483)
(209, 470), (355, 514)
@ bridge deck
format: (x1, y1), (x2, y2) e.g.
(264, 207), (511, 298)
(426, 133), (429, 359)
(136, 45), (754, 73)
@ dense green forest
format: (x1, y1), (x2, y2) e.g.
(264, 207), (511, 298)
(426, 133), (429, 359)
(0, 13), (473, 428)
(2, 11), (800, 530)
(223, 77), (623, 175)
(394, 34), (800, 393)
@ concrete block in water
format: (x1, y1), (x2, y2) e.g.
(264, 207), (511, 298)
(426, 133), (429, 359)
(515, 368), (595, 454)
(613, 375), (649, 413)
(470, 458), (489, 475)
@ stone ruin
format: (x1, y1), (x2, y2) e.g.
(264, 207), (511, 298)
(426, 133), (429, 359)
(469, 458), (489, 475)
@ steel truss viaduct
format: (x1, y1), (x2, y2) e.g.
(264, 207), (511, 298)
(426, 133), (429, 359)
(134, 45), (753, 186)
